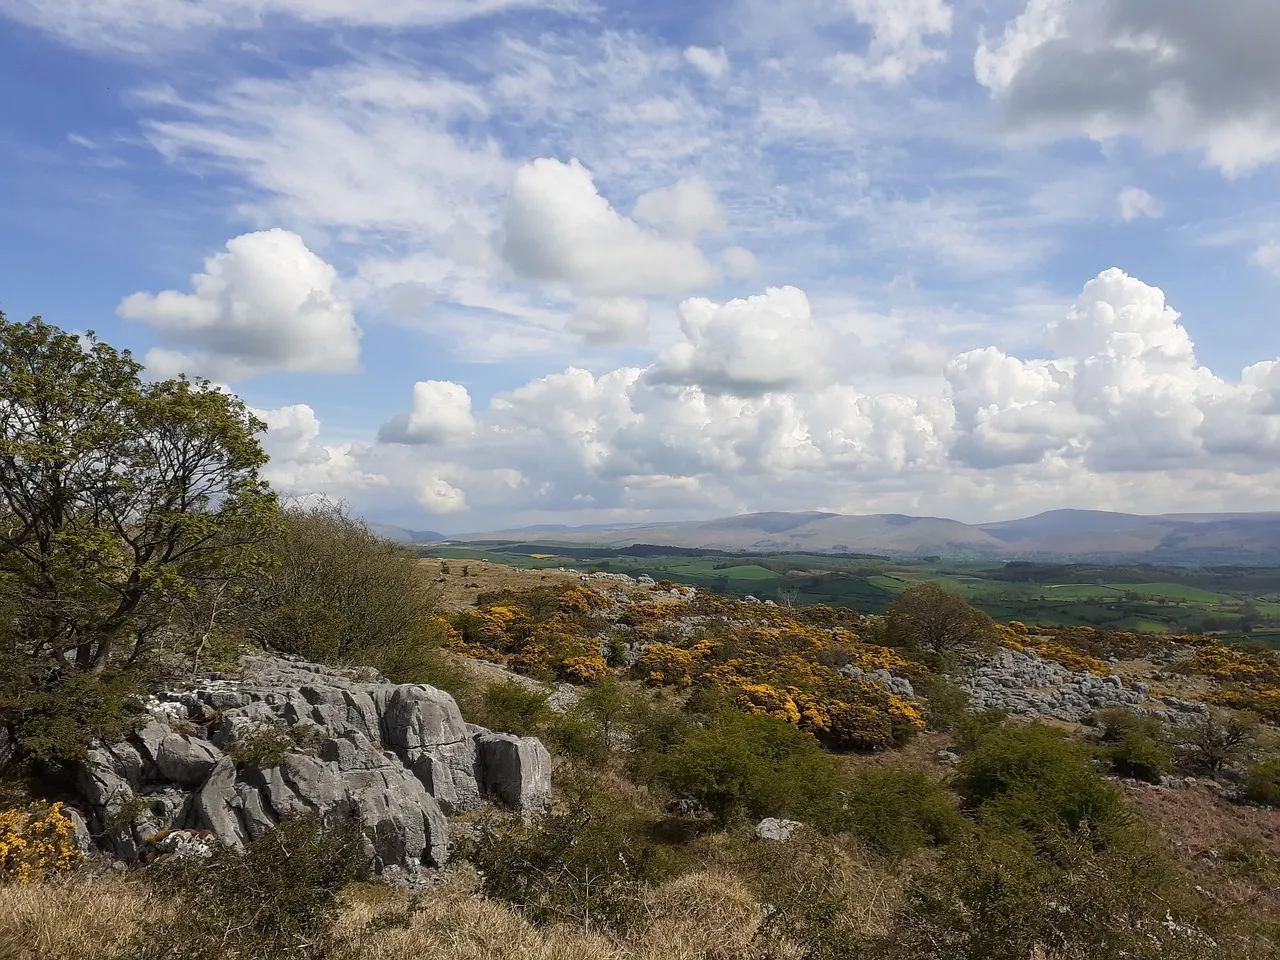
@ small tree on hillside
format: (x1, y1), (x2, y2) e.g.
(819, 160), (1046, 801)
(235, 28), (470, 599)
(0, 314), (279, 673)
(884, 581), (996, 657)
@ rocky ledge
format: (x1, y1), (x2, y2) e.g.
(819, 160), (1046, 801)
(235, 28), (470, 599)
(964, 647), (1207, 724)
(73, 655), (551, 874)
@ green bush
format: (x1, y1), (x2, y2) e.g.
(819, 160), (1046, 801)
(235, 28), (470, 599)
(657, 710), (848, 828)
(0, 659), (144, 768)
(471, 681), (552, 737)
(463, 772), (670, 932)
(1243, 757), (1280, 806)
(621, 690), (693, 785)
(245, 501), (447, 683)
(1093, 709), (1172, 783)
(844, 767), (965, 859)
(956, 722), (1125, 840)
(543, 709), (610, 765)
(952, 708), (1008, 752)
(874, 825), (1220, 960)
(141, 813), (365, 960)
(228, 724), (320, 770)
(1175, 711), (1257, 776)
(917, 674), (971, 733)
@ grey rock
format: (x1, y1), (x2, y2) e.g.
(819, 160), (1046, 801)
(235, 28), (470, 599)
(76, 742), (143, 813)
(131, 720), (170, 765)
(195, 757), (250, 850)
(475, 732), (552, 813)
(154, 734), (223, 787)
(64, 806), (95, 856)
(755, 818), (803, 842)
(75, 654), (548, 873)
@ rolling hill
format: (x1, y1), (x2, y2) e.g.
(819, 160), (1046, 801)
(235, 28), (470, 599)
(456, 509), (1280, 564)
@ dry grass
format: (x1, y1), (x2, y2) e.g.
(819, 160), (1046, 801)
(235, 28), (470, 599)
(1122, 783), (1280, 922)
(419, 560), (593, 613)
(331, 870), (791, 960)
(417, 559), (678, 614)
(0, 874), (162, 960)
(0, 869), (790, 960)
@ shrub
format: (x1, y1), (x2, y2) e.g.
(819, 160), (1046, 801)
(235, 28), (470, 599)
(543, 710), (611, 766)
(1092, 709), (1172, 783)
(0, 661), (144, 768)
(657, 710), (848, 828)
(883, 582), (996, 657)
(1103, 732), (1173, 783)
(574, 674), (630, 746)
(917, 674), (970, 733)
(563, 655), (610, 683)
(463, 772), (670, 933)
(245, 501), (448, 683)
(952, 709), (1008, 752)
(0, 803), (81, 884)
(955, 722), (1125, 840)
(874, 825), (1220, 960)
(1243, 757), (1280, 806)
(844, 768), (965, 859)
(228, 724), (320, 770)
(622, 691), (694, 785)
(472, 681), (551, 737)
(1176, 711), (1258, 775)
(142, 813), (364, 960)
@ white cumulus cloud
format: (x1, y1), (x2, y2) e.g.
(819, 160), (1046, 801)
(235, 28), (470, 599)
(828, 0), (953, 85)
(649, 286), (829, 397)
(976, 0), (1280, 176)
(501, 158), (716, 297)
(378, 381), (477, 445)
(683, 45), (730, 79)
(118, 229), (361, 382)
(1254, 241), (1280, 276)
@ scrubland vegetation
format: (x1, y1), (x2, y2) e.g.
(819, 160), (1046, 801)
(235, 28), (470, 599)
(3, 312), (1280, 959)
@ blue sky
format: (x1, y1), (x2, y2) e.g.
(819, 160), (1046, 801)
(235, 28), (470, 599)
(2, 0), (1280, 533)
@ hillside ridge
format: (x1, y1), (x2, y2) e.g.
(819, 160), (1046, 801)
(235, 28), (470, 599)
(442, 509), (1280, 563)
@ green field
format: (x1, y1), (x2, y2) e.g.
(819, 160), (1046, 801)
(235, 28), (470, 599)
(417, 540), (1280, 646)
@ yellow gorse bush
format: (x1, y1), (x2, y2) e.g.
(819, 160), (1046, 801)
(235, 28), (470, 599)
(449, 582), (927, 749)
(1176, 640), (1280, 721)
(0, 803), (81, 884)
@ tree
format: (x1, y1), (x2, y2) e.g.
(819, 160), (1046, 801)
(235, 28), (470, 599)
(0, 314), (278, 673)
(1176, 710), (1257, 775)
(883, 581), (996, 657)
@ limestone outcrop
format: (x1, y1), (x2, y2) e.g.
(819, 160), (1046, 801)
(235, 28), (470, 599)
(72, 655), (551, 873)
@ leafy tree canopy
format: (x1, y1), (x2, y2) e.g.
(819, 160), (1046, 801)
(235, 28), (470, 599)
(0, 313), (279, 674)
(884, 581), (996, 657)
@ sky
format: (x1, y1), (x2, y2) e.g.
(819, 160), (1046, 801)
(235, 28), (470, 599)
(1, 0), (1279, 534)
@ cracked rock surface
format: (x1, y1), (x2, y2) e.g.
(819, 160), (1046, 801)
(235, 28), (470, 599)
(72, 655), (551, 872)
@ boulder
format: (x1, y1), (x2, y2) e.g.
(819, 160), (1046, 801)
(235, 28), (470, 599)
(154, 734), (223, 787)
(474, 732), (552, 813)
(755, 818), (803, 842)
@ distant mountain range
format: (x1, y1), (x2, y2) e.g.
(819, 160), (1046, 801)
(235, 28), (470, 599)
(365, 523), (445, 544)
(454, 509), (1280, 565)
